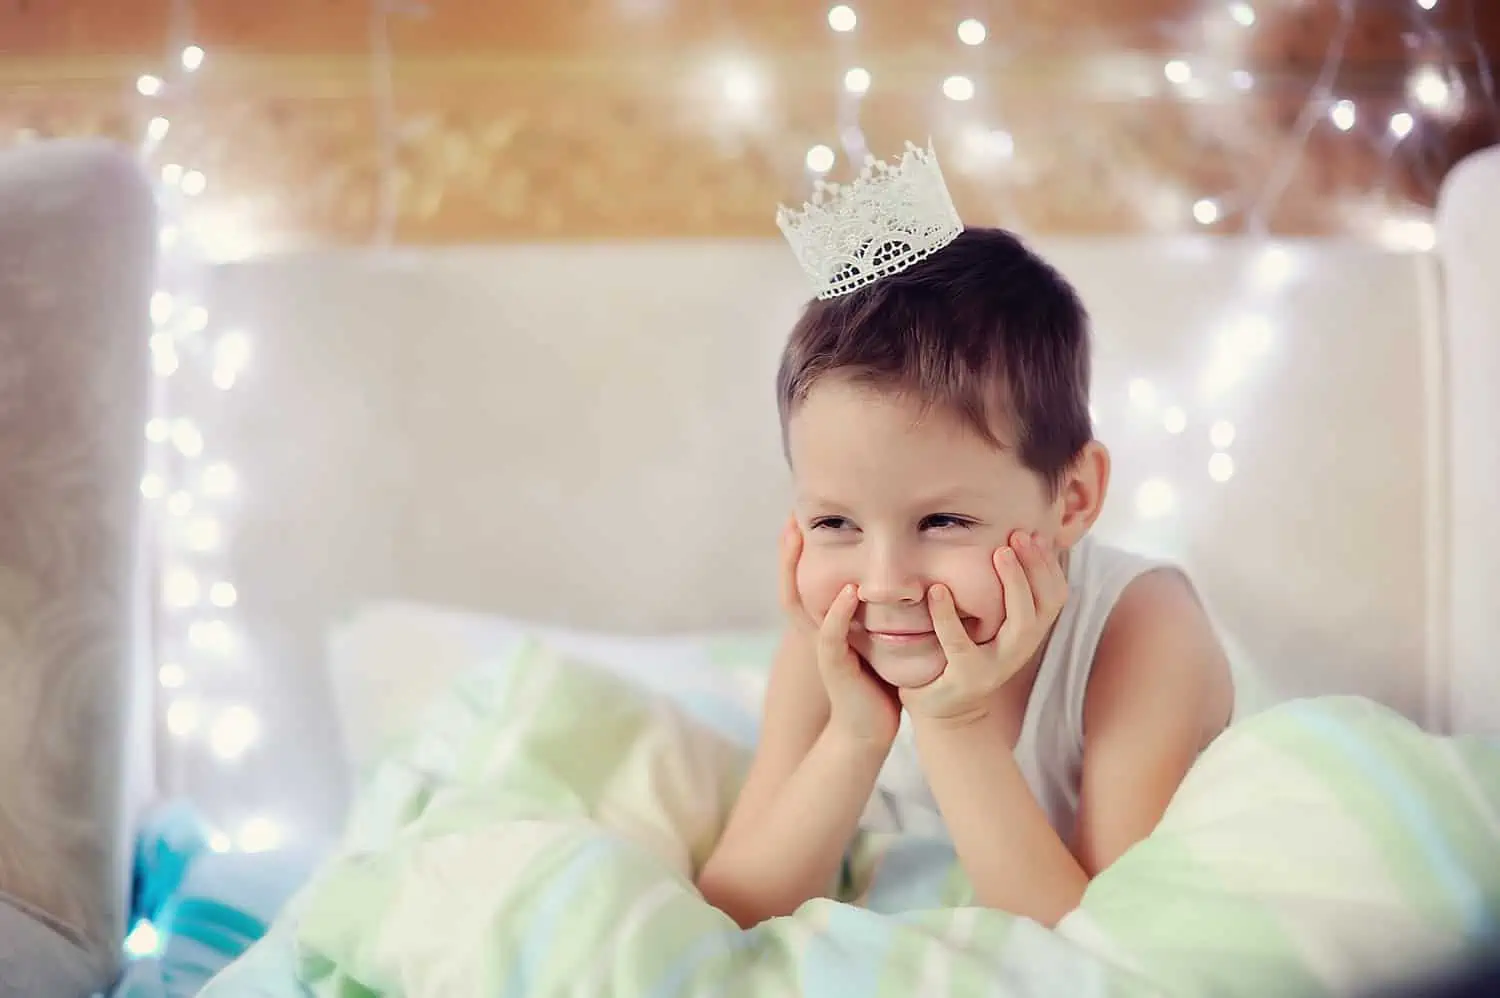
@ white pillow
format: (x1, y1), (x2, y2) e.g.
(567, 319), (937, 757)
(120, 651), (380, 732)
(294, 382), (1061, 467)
(325, 600), (775, 772)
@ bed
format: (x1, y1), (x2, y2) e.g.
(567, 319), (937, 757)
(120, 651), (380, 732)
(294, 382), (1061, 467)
(0, 138), (1497, 997)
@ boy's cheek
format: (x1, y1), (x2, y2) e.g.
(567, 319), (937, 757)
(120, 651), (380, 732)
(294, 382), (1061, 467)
(942, 566), (1006, 643)
(794, 553), (847, 619)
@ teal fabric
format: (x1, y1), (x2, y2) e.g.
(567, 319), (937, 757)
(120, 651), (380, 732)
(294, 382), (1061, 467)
(111, 804), (321, 998)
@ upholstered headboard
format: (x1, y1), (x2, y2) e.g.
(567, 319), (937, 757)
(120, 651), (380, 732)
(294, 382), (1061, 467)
(1435, 143), (1500, 737)
(0, 140), (155, 991)
(162, 191), (1500, 846)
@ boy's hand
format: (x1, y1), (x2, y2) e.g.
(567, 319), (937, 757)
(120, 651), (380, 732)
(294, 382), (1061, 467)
(901, 531), (1068, 726)
(780, 517), (901, 749)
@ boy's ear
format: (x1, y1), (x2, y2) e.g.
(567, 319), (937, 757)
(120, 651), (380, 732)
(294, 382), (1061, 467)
(1054, 441), (1110, 550)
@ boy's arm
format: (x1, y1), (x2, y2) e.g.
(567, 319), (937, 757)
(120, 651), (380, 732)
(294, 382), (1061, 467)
(911, 569), (1232, 926)
(695, 628), (885, 928)
(1072, 569), (1233, 874)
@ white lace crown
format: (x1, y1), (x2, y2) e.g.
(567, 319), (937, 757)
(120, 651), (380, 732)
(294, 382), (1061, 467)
(776, 140), (964, 300)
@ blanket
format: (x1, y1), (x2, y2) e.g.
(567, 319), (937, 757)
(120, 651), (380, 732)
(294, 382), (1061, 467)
(201, 640), (1500, 998)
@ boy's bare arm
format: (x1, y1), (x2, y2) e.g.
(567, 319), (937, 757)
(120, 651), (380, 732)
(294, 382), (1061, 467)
(695, 629), (885, 928)
(914, 568), (1231, 927)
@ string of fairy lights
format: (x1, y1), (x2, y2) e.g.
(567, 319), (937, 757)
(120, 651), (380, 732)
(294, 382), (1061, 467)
(135, 14), (277, 857)
(800, 0), (1485, 247)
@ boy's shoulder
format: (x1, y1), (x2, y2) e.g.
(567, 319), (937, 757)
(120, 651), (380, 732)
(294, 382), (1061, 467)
(1081, 547), (1233, 740)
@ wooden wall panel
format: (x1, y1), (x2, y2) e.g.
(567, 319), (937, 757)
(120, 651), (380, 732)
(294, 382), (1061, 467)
(1, 0), (1494, 245)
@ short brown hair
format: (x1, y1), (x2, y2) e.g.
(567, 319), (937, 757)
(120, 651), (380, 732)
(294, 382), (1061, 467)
(776, 227), (1093, 492)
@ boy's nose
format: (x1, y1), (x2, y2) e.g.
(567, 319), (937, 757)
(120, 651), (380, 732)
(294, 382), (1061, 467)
(857, 547), (925, 605)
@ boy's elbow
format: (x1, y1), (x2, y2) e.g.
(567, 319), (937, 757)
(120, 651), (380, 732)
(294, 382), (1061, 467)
(694, 867), (770, 930)
(695, 859), (808, 930)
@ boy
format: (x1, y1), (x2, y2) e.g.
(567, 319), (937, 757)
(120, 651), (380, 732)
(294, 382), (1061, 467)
(696, 144), (1235, 929)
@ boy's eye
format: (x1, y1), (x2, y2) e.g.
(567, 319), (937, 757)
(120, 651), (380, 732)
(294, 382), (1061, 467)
(921, 514), (975, 531)
(809, 516), (853, 531)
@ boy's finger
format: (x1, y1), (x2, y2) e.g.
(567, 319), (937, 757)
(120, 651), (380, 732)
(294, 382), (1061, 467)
(817, 584), (859, 672)
(927, 584), (974, 657)
(995, 546), (1038, 634)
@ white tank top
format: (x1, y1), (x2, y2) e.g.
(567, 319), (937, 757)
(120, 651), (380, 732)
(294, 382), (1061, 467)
(862, 534), (1172, 838)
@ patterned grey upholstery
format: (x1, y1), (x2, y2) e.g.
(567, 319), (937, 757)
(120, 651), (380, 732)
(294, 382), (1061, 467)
(0, 140), (155, 993)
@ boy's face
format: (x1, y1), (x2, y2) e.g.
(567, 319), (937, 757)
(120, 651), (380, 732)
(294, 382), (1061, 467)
(787, 377), (1060, 689)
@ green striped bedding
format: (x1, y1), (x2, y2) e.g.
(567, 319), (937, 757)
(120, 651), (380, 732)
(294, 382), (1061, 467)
(205, 639), (1500, 998)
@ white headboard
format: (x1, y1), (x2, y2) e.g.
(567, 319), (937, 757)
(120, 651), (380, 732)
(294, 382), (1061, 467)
(160, 152), (1499, 838)
(1435, 144), (1500, 737)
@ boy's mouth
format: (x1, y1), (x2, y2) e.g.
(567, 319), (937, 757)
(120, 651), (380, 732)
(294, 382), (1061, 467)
(864, 628), (935, 645)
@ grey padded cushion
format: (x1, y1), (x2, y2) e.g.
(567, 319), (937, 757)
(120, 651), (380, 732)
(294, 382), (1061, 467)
(0, 139), (155, 992)
(0, 896), (98, 997)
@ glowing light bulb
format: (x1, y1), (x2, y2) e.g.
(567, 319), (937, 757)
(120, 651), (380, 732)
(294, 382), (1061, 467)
(216, 330), (251, 372)
(136, 75), (163, 97)
(721, 63), (762, 108)
(1389, 112), (1414, 138)
(1208, 452), (1235, 482)
(161, 163), (183, 186)
(1128, 378), (1157, 409)
(213, 328), (250, 387)
(151, 345), (179, 377)
(805, 144), (835, 173)
(1163, 407), (1187, 434)
(181, 45), (204, 71)
(149, 339), (178, 378)
(208, 831), (232, 853)
(163, 567), (200, 608)
(1408, 66), (1452, 112)
(181, 170), (206, 196)
(1417, 0), (1437, 9)
(1228, 3), (1255, 26)
(1193, 199), (1220, 225)
(146, 116), (170, 142)
(827, 5), (857, 32)
(186, 305), (210, 332)
(1210, 420), (1236, 448)
(210, 706), (260, 761)
(1330, 99), (1356, 131)
(957, 125), (1014, 169)
(210, 582), (238, 608)
(158, 663), (186, 689)
(1134, 479), (1177, 518)
(237, 816), (282, 853)
(942, 75), (975, 101)
(843, 67), (871, 94)
(172, 419), (204, 458)
(957, 18), (987, 45)
(124, 920), (161, 958)
(186, 516), (222, 552)
(140, 473), (166, 499)
(189, 619), (233, 655)
(151, 291), (174, 325)
(1164, 60), (1192, 85)
(1256, 244), (1292, 281)
(166, 699), (200, 737)
(146, 418), (171, 443)
(202, 462), (236, 496)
